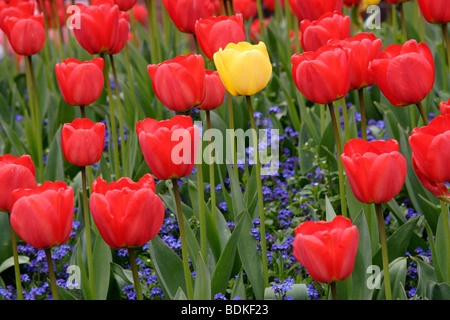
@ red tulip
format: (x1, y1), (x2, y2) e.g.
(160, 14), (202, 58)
(136, 115), (199, 181)
(409, 114), (450, 185)
(291, 44), (352, 104)
(61, 118), (106, 167)
(71, 0), (129, 55)
(0, 0), (35, 32)
(418, 0), (450, 24)
(409, 115), (450, 203)
(112, 0), (137, 11)
(368, 39), (435, 107)
(412, 156), (450, 203)
(162, 0), (215, 34)
(3, 14), (45, 56)
(195, 14), (246, 60)
(293, 215), (359, 283)
(0, 154), (37, 212)
(55, 58), (104, 107)
(300, 11), (351, 52)
(341, 138), (407, 204)
(147, 53), (206, 112)
(440, 98), (450, 116)
(233, 0), (257, 20)
(197, 70), (226, 110)
(329, 32), (382, 90)
(295, 0), (343, 21)
(10, 181), (74, 249)
(89, 174), (164, 249)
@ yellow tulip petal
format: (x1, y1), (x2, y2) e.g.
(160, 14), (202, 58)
(214, 48), (241, 96)
(227, 49), (272, 96)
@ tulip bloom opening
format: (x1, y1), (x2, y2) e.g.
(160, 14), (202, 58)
(293, 215), (359, 283)
(89, 174), (164, 249)
(213, 41), (272, 97)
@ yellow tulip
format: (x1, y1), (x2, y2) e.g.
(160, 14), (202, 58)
(213, 41), (272, 96)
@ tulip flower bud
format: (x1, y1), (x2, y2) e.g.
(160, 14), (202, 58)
(195, 14), (246, 61)
(3, 14), (46, 56)
(11, 181), (74, 249)
(213, 41), (272, 97)
(147, 53), (206, 112)
(90, 174), (164, 249)
(55, 58), (105, 107)
(300, 11), (350, 52)
(368, 39), (435, 108)
(61, 118), (106, 167)
(136, 115), (200, 181)
(341, 139), (407, 204)
(293, 215), (359, 283)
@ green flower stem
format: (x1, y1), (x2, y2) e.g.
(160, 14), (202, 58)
(246, 95), (269, 289)
(206, 110), (217, 224)
(129, 8), (138, 48)
(124, 44), (137, 99)
(44, 248), (59, 300)
(399, 2), (407, 43)
(227, 92), (239, 179)
(330, 281), (338, 300)
(391, 4), (398, 44)
(171, 178), (194, 300)
(25, 55), (44, 183)
(109, 54), (126, 177)
(196, 161), (207, 261)
(375, 203), (392, 300)
(8, 213), (23, 300)
(100, 53), (121, 179)
(52, 0), (64, 61)
(327, 103), (347, 217)
(256, 0), (266, 43)
(440, 201), (450, 284)
(416, 101), (429, 125)
(81, 165), (95, 298)
(358, 88), (367, 141)
(128, 247), (143, 300)
(340, 97), (350, 142)
(224, 0), (230, 15)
